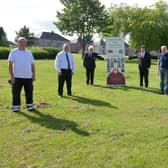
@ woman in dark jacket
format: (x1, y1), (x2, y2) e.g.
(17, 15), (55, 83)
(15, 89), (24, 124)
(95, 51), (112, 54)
(83, 45), (104, 85)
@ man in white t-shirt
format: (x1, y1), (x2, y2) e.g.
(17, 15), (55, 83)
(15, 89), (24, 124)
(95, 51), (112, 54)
(8, 37), (36, 112)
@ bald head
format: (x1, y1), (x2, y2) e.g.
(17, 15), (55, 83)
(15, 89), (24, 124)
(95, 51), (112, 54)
(63, 43), (70, 52)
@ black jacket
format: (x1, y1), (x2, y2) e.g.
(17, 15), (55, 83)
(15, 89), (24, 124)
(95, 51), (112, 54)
(83, 52), (104, 70)
(138, 51), (151, 69)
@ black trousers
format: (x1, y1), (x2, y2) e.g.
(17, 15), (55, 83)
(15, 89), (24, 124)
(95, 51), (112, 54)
(139, 66), (149, 87)
(12, 78), (33, 106)
(58, 69), (72, 96)
(86, 68), (95, 85)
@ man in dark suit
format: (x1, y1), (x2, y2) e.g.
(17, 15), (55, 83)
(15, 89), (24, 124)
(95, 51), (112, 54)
(138, 45), (151, 88)
(83, 45), (104, 85)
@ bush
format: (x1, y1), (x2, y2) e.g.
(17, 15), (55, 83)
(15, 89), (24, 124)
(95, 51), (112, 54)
(31, 48), (49, 59)
(128, 53), (159, 60)
(0, 47), (11, 59)
(43, 47), (60, 59)
(0, 47), (60, 59)
(128, 54), (137, 60)
(30, 47), (60, 59)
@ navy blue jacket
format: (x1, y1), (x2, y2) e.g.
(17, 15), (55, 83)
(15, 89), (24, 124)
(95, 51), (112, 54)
(83, 52), (104, 70)
(159, 52), (168, 69)
(138, 52), (151, 69)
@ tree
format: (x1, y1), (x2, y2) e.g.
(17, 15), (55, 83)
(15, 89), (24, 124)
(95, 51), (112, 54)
(128, 6), (161, 50)
(154, 0), (168, 46)
(0, 27), (8, 46)
(15, 25), (34, 46)
(101, 3), (131, 37)
(102, 1), (168, 51)
(55, 0), (107, 57)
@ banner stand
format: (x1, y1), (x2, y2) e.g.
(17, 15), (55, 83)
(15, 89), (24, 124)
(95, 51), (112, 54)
(106, 37), (126, 86)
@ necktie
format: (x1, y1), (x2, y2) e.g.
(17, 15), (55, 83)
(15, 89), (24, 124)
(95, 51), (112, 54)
(66, 52), (70, 69)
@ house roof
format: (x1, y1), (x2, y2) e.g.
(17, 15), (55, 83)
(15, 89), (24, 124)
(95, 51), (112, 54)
(36, 31), (70, 42)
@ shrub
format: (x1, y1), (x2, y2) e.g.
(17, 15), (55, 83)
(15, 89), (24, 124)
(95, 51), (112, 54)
(43, 47), (60, 59)
(128, 53), (159, 60)
(30, 47), (60, 59)
(0, 47), (11, 59)
(31, 48), (49, 59)
(128, 54), (137, 60)
(0, 47), (60, 59)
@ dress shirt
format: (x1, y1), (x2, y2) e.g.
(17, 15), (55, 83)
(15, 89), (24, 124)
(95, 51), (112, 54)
(55, 51), (75, 72)
(140, 52), (145, 58)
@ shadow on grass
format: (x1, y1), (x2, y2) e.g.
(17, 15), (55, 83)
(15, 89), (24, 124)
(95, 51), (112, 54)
(18, 109), (89, 136)
(66, 95), (118, 109)
(93, 84), (160, 94)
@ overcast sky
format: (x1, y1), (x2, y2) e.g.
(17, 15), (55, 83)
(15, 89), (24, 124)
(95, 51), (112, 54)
(0, 0), (161, 42)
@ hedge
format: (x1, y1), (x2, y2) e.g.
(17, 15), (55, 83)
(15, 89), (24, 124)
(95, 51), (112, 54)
(0, 47), (60, 59)
(0, 47), (11, 59)
(128, 54), (158, 60)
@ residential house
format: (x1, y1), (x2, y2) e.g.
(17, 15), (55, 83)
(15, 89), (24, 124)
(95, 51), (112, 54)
(33, 31), (70, 49)
(70, 37), (82, 53)
(94, 40), (131, 55)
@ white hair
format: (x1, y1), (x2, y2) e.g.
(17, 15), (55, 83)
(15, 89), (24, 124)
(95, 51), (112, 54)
(88, 45), (94, 50)
(18, 37), (27, 43)
(161, 45), (167, 50)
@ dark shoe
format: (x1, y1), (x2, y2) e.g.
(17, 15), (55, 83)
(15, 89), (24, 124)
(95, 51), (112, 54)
(27, 104), (35, 111)
(67, 93), (72, 96)
(28, 108), (35, 112)
(160, 90), (164, 94)
(12, 107), (20, 112)
(12, 110), (20, 113)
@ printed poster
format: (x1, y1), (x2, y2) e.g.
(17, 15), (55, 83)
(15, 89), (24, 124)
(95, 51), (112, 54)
(106, 37), (126, 85)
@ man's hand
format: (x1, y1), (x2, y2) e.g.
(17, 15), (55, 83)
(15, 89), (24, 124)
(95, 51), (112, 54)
(32, 75), (36, 81)
(10, 77), (15, 85)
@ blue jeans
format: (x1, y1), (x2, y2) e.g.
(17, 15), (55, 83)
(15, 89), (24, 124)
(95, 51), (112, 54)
(160, 68), (168, 94)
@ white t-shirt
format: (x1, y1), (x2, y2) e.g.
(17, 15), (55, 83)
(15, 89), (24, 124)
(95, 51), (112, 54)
(8, 48), (35, 78)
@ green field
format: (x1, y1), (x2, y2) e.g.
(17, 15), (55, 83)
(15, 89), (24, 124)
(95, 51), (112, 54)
(1, 55), (168, 168)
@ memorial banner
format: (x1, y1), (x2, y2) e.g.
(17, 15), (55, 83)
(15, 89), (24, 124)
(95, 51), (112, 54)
(106, 37), (125, 85)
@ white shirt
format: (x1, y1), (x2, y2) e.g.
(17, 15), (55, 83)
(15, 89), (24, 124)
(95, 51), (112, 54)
(55, 51), (75, 72)
(8, 48), (35, 78)
(139, 51), (145, 58)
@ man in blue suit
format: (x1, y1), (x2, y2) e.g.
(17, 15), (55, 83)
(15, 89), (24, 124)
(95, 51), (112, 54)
(138, 45), (151, 88)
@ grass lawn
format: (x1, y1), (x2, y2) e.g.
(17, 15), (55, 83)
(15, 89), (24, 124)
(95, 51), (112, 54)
(0, 55), (168, 168)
